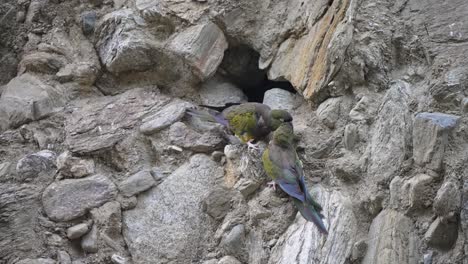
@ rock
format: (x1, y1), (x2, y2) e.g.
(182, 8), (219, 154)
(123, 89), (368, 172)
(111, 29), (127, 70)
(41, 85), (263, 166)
(200, 77), (247, 107)
(367, 81), (412, 184)
(18, 51), (67, 74)
(461, 98), (468, 114)
(0, 162), (11, 178)
(211, 151), (225, 162)
(67, 223), (89, 239)
(91, 201), (125, 251)
(16, 259), (56, 264)
(269, 187), (357, 264)
(389, 174), (433, 212)
(95, 10), (158, 74)
(118, 195), (138, 210)
(168, 22), (228, 80)
(202, 260), (218, 264)
(316, 97), (344, 129)
(57, 250), (72, 264)
(111, 254), (128, 264)
(81, 11), (97, 35)
(169, 122), (224, 153)
(123, 154), (224, 264)
(343, 123), (358, 151)
(351, 239), (367, 261)
(25, 0), (42, 24)
(55, 63), (97, 86)
(425, 217), (458, 250)
(118, 170), (156, 197)
(234, 178), (261, 198)
(329, 153), (361, 182)
(262, 88), (296, 111)
(0, 74), (66, 130)
(220, 224), (247, 260)
(218, 256), (242, 264)
(413, 112), (461, 172)
(57, 151), (94, 178)
(202, 186), (234, 220)
(140, 100), (193, 135)
(433, 181), (461, 219)
(16, 150), (57, 182)
(42, 174), (117, 221)
(0, 184), (46, 260)
(349, 96), (377, 122)
(81, 225), (99, 253)
(363, 210), (419, 264)
(46, 232), (64, 247)
(65, 88), (171, 154)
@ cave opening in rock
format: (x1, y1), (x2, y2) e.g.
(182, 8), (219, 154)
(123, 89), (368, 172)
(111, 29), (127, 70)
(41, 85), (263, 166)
(218, 45), (296, 103)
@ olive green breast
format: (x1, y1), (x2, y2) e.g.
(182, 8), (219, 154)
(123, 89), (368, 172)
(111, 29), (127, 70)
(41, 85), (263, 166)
(262, 148), (281, 180)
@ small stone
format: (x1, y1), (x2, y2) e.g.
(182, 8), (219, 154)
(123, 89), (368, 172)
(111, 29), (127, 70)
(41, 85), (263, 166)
(330, 154), (361, 182)
(343, 123), (358, 150)
(389, 174), (433, 212)
(140, 101), (192, 134)
(46, 233), (64, 247)
(118, 195), (138, 210)
(16, 150), (57, 181)
(263, 88), (296, 111)
(118, 170), (156, 197)
(42, 174), (117, 221)
(111, 254), (127, 264)
(90, 201), (122, 243)
(268, 239), (277, 247)
(351, 239), (367, 261)
(200, 77), (247, 107)
(423, 251), (433, 264)
(425, 217), (458, 250)
(221, 224), (246, 258)
(202, 186), (233, 220)
(202, 260), (218, 264)
(234, 178), (261, 198)
(461, 98), (468, 114)
(169, 122), (224, 153)
(67, 223), (89, 239)
(57, 250), (72, 264)
(57, 151), (94, 178)
(317, 97), (343, 129)
(211, 151), (225, 162)
(349, 96), (375, 121)
(433, 181), (461, 219)
(224, 145), (240, 160)
(17, 11), (26, 22)
(81, 11), (97, 35)
(81, 225), (99, 253)
(218, 256), (242, 264)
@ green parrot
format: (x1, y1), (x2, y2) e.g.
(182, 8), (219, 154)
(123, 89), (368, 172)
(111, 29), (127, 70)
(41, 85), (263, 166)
(262, 122), (328, 235)
(186, 103), (293, 150)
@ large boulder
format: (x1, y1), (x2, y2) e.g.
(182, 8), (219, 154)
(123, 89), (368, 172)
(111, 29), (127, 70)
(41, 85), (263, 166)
(123, 154), (224, 263)
(362, 210), (419, 264)
(0, 74), (67, 131)
(42, 174), (117, 221)
(269, 187), (358, 264)
(367, 81), (412, 184)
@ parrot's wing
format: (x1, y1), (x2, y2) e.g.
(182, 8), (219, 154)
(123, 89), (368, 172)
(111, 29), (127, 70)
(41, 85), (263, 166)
(277, 167), (306, 202)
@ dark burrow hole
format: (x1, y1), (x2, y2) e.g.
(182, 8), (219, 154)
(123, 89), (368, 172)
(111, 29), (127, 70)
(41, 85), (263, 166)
(218, 45), (296, 103)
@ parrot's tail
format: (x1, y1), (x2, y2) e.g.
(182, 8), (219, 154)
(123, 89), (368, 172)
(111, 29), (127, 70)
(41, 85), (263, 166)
(293, 198), (329, 235)
(186, 108), (229, 127)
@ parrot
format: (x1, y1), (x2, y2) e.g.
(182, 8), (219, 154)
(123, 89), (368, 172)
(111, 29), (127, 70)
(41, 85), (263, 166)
(186, 102), (293, 150)
(262, 122), (328, 235)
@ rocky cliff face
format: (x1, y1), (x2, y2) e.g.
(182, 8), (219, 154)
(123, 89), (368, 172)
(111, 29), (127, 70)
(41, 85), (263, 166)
(1, 0), (467, 263)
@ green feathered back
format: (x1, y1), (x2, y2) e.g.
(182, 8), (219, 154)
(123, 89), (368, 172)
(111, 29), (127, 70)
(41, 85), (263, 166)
(225, 106), (258, 143)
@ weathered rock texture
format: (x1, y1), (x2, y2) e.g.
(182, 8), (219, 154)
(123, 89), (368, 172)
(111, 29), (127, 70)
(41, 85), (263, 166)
(1, 0), (468, 263)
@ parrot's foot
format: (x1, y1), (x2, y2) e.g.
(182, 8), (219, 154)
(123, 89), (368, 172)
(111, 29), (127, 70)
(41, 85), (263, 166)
(267, 181), (277, 191)
(247, 140), (259, 151)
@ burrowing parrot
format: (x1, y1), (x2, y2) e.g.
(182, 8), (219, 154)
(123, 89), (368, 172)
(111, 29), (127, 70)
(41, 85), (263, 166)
(262, 122), (328, 235)
(186, 103), (293, 150)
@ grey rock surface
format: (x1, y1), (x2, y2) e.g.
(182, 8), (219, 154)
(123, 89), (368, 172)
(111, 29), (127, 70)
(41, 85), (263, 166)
(67, 223), (89, 239)
(16, 150), (57, 182)
(169, 122), (224, 153)
(56, 151), (94, 178)
(118, 170), (156, 197)
(433, 181), (461, 218)
(200, 77), (247, 107)
(218, 256), (242, 264)
(263, 88), (297, 111)
(123, 154), (223, 264)
(367, 81), (412, 184)
(16, 258), (56, 264)
(413, 112), (460, 172)
(82, 225), (99, 253)
(140, 100), (193, 135)
(425, 217), (458, 250)
(362, 210), (419, 264)
(269, 187), (357, 264)
(42, 174), (117, 221)
(389, 174), (434, 212)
